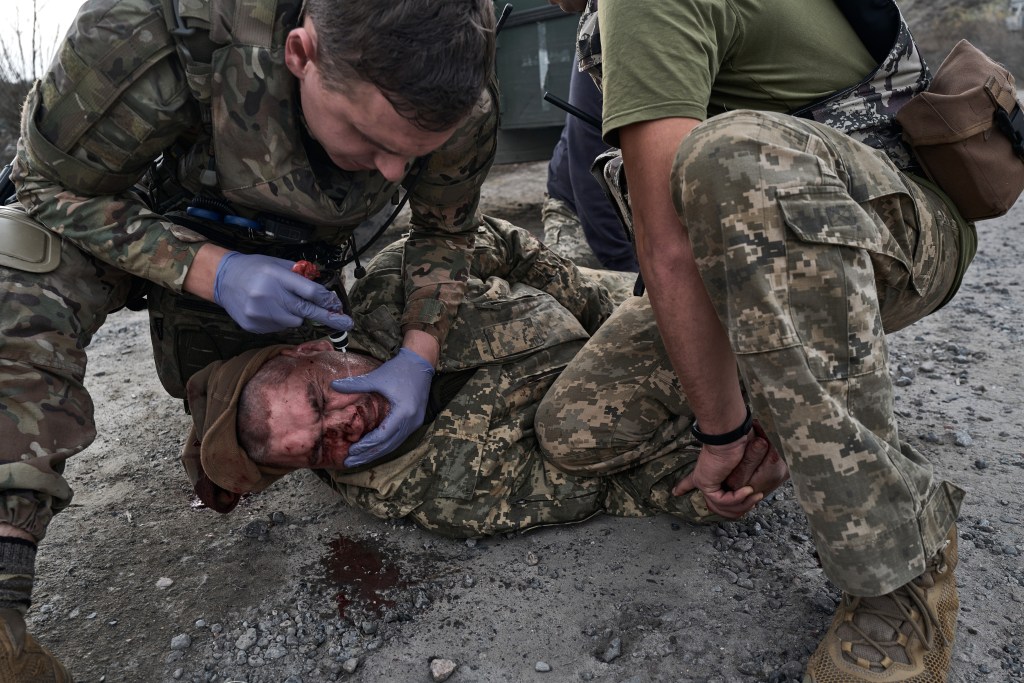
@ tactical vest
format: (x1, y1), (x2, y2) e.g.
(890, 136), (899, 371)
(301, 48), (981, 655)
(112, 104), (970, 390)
(24, 0), (402, 243)
(575, 0), (930, 172)
(157, 0), (400, 235)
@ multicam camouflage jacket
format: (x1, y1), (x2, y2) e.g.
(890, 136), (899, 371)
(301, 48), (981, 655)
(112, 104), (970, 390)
(577, 0), (930, 171)
(12, 0), (498, 346)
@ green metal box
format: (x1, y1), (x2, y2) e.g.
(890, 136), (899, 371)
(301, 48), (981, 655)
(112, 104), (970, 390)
(492, 2), (579, 163)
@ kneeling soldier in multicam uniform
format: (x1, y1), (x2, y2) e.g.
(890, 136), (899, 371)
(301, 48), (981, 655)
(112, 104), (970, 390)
(183, 219), (788, 543)
(0, 0), (500, 677)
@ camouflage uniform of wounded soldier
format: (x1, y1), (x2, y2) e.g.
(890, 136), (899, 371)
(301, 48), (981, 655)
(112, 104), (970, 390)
(183, 218), (788, 537)
(0, 0), (498, 677)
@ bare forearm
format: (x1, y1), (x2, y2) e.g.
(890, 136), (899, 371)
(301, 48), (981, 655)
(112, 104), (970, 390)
(183, 243), (230, 302)
(640, 239), (746, 433)
(621, 117), (747, 433)
(402, 329), (440, 368)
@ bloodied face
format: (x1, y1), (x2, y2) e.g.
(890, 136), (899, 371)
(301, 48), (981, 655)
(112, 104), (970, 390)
(241, 340), (390, 470)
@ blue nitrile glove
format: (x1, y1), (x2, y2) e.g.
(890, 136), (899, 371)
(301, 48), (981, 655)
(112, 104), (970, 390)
(213, 251), (353, 334)
(331, 347), (435, 467)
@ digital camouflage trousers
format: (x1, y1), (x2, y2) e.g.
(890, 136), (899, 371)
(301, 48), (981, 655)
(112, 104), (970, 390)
(0, 235), (316, 540)
(319, 340), (716, 539)
(539, 110), (972, 597)
(318, 217), (713, 537)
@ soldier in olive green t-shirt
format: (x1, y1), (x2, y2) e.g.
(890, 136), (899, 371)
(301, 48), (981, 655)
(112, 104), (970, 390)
(540, 1), (973, 681)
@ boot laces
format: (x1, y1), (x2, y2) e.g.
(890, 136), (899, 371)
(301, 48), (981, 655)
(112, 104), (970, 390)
(839, 545), (949, 671)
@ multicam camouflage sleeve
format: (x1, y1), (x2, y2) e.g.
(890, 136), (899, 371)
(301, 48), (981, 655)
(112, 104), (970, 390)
(12, 0), (207, 292)
(400, 83), (499, 346)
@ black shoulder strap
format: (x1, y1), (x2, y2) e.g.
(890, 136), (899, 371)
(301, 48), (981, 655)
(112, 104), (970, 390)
(0, 163), (14, 204)
(833, 0), (901, 64)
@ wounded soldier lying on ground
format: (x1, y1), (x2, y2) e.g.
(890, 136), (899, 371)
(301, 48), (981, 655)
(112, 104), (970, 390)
(180, 218), (788, 536)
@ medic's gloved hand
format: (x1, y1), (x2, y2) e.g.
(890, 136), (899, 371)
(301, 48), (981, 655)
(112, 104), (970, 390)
(0, 607), (72, 682)
(331, 348), (435, 467)
(213, 251), (353, 334)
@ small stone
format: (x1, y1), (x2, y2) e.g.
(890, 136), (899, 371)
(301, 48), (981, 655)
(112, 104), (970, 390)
(156, 577), (174, 589)
(235, 628), (258, 651)
(465, 538), (477, 548)
(265, 644), (287, 660)
(974, 459), (988, 470)
(738, 660), (762, 676)
(535, 661), (552, 672)
(243, 520), (270, 539)
(169, 634), (191, 650)
(526, 551), (539, 566)
(599, 637), (622, 663)
(462, 574), (476, 588)
(343, 657), (360, 673)
(430, 658), (458, 682)
(953, 431), (973, 447)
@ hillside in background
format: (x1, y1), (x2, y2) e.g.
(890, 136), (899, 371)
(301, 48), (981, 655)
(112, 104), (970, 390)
(904, 0), (1024, 74)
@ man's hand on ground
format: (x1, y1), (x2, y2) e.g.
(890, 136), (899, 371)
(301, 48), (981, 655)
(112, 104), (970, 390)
(722, 421), (789, 496)
(331, 348), (435, 467)
(673, 422), (789, 519)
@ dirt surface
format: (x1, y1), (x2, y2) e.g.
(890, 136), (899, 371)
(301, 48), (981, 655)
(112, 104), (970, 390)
(27, 161), (1024, 683)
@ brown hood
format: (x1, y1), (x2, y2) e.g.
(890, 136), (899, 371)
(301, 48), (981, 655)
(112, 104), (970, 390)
(181, 345), (294, 513)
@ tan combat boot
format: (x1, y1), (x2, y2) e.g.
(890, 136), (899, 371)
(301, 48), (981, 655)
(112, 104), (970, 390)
(804, 526), (958, 682)
(0, 608), (73, 683)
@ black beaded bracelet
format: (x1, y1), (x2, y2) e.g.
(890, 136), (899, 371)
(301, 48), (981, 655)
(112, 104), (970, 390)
(690, 405), (753, 446)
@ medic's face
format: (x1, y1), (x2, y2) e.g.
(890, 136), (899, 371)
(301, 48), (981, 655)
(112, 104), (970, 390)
(286, 19), (458, 182)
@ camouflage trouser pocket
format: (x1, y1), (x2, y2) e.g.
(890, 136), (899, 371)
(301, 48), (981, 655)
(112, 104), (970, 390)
(775, 188), (904, 380)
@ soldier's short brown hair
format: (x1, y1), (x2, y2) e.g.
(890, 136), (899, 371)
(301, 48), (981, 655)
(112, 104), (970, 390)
(304, 0), (496, 132)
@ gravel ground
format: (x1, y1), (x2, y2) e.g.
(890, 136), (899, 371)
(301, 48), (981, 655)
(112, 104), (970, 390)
(26, 161), (1024, 683)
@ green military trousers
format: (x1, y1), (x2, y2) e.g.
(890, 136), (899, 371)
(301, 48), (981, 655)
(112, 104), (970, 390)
(538, 110), (972, 597)
(0, 237), (138, 539)
(0, 228), (313, 540)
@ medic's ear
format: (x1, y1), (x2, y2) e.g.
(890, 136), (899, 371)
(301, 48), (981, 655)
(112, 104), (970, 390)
(284, 25), (316, 78)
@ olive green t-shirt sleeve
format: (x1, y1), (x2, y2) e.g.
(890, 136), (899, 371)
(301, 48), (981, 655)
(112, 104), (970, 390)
(598, 0), (876, 147)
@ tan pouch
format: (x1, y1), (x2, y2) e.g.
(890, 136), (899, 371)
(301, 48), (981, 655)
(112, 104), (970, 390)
(896, 39), (1024, 221)
(0, 205), (61, 273)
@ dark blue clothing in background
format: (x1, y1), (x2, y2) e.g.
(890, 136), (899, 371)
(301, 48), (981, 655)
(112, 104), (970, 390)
(546, 56), (638, 272)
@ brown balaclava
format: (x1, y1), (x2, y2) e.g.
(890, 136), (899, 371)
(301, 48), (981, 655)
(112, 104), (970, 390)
(181, 345), (294, 513)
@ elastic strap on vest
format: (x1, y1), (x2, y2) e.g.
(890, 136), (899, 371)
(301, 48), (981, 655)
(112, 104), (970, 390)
(160, 0), (215, 104)
(231, 0), (278, 46)
(39, 12), (176, 153)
